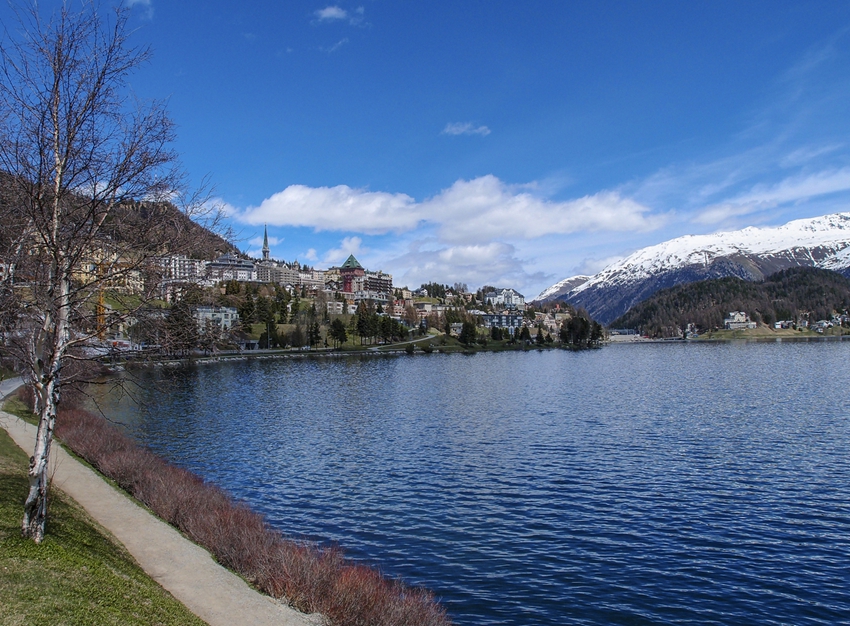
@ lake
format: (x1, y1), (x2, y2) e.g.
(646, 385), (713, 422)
(99, 342), (850, 625)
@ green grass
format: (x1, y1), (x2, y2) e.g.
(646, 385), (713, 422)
(694, 325), (848, 340)
(2, 398), (37, 426)
(0, 429), (207, 626)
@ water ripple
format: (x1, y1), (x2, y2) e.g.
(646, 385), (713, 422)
(99, 342), (850, 625)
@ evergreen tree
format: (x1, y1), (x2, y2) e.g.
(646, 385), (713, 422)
(289, 324), (305, 348)
(309, 321), (321, 347)
(238, 296), (255, 330)
(329, 318), (348, 348)
(459, 321), (477, 345)
(164, 301), (199, 356)
(348, 314), (359, 345)
(291, 293), (301, 323)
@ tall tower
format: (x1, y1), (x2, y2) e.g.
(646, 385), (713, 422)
(262, 225), (270, 261)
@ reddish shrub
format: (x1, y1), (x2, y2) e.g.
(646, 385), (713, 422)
(52, 407), (451, 626)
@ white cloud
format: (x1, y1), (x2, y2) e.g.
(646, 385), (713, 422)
(315, 6), (348, 21)
(385, 241), (546, 292)
(124, 0), (153, 18)
(322, 38), (349, 53)
(695, 167), (850, 224)
(314, 5), (364, 26)
(204, 198), (239, 219)
(304, 248), (318, 262)
(249, 235), (281, 248)
(236, 175), (661, 244)
(323, 236), (365, 265)
(239, 184), (416, 233)
(420, 175), (662, 243)
(779, 144), (843, 168)
(575, 255), (625, 276)
(442, 122), (491, 136)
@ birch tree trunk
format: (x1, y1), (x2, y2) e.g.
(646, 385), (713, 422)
(0, 1), (199, 542)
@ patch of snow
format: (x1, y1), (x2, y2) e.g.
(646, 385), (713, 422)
(534, 275), (590, 302)
(569, 212), (850, 294)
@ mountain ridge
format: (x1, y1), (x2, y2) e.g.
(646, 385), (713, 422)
(608, 267), (850, 337)
(535, 212), (850, 325)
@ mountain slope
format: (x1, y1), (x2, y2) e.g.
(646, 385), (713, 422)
(536, 212), (850, 325)
(608, 267), (850, 337)
(534, 275), (590, 302)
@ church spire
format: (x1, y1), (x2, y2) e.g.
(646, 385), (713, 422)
(262, 224), (270, 261)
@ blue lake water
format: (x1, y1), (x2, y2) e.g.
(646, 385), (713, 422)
(102, 342), (850, 625)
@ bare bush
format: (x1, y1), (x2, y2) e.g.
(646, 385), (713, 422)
(50, 406), (451, 626)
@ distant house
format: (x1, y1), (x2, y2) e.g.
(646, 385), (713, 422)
(484, 288), (526, 311)
(255, 261), (299, 285)
(206, 253), (255, 282)
(194, 306), (239, 332)
(813, 320), (833, 333)
(414, 302), (433, 317)
(724, 311), (757, 330)
(480, 313), (524, 331)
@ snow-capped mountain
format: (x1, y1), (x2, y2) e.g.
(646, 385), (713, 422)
(535, 212), (850, 325)
(534, 275), (590, 303)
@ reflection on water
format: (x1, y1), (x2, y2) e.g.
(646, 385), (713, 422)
(98, 343), (850, 625)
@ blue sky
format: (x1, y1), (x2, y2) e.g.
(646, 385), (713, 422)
(8, 1), (850, 297)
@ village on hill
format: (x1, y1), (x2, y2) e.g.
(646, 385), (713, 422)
(80, 226), (599, 356)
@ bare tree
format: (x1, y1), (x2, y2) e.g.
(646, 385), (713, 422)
(0, 1), (218, 542)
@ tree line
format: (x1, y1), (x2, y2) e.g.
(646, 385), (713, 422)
(610, 267), (850, 337)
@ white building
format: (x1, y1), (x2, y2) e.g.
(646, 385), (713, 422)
(159, 255), (208, 281)
(298, 268), (326, 291)
(194, 306), (239, 332)
(255, 262), (300, 285)
(484, 288), (526, 310)
(206, 254), (255, 282)
(480, 313), (524, 331)
(724, 311), (757, 330)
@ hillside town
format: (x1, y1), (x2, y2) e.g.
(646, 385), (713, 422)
(83, 226), (594, 354)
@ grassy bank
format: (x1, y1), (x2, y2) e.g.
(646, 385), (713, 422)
(0, 428), (207, 626)
(693, 325), (850, 340)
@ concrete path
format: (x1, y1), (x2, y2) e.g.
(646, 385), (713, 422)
(0, 376), (26, 402)
(0, 378), (321, 626)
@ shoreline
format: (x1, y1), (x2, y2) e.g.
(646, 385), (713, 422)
(0, 377), (321, 626)
(609, 331), (850, 345)
(111, 330), (850, 370)
(1, 378), (452, 626)
(113, 340), (596, 369)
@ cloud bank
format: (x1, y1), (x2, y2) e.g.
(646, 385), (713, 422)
(233, 174), (664, 293)
(237, 175), (660, 244)
(695, 167), (850, 224)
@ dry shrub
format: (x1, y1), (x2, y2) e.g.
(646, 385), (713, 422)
(52, 407), (452, 626)
(16, 385), (34, 408)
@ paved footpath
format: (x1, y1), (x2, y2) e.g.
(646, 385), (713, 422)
(0, 377), (321, 626)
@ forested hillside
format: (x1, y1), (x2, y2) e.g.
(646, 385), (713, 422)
(0, 171), (235, 261)
(609, 267), (850, 337)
